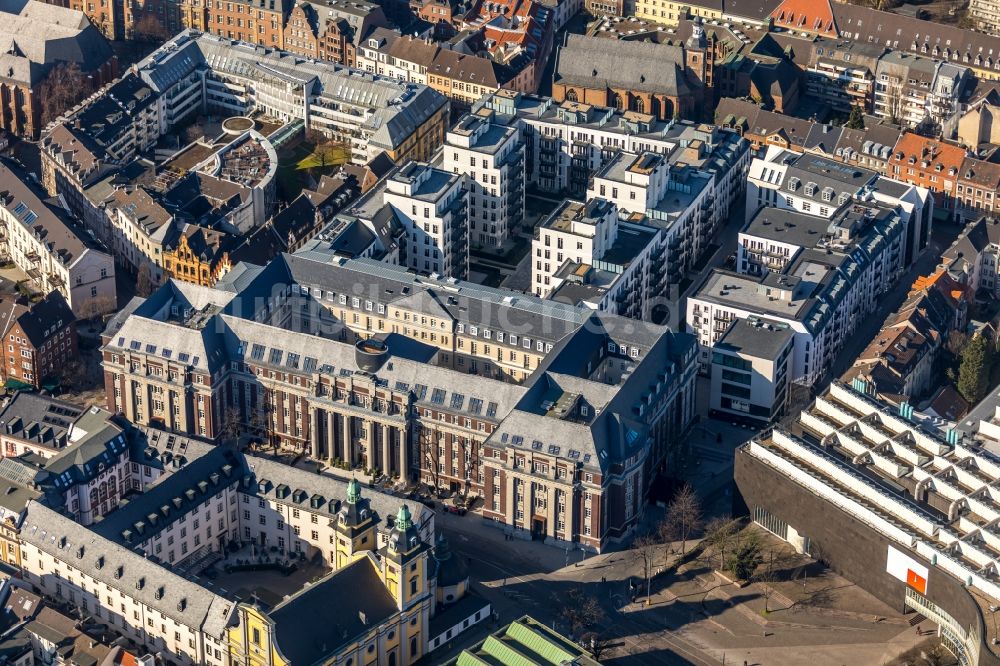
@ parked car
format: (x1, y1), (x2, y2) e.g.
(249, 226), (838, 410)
(445, 505), (467, 516)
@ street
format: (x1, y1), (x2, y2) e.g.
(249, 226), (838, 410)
(829, 228), (949, 380)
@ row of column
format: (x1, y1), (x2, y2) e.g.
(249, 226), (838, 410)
(505, 472), (566, 540)
(309, 408), (411, 479)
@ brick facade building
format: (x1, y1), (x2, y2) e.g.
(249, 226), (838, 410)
(0, 292), (77, 389)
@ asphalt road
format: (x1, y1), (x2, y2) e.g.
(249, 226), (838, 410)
(829, 233), (947, 382)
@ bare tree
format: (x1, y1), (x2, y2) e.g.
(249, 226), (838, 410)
(77, 295), (116, 324)
(60, 358), (89, 390)
(183, 122), (204, 145)
(664, 483), (702, 556)
(702, 516), (740, 571)
(632, 535), (658, 604)
(303, 128), (331, 168)
(557, 588), (604, 638)
(249, 405), (272, 451)
(135, 264), (155, 298)
(420, 428), (442, 492)
(879, 78), (905, 126)
(755, 562), (778, 613)
(133, 13), (170, 43)
(40, 62), (88, 126)
(220, 409), (243, 449)
(304, 128), (326, 146)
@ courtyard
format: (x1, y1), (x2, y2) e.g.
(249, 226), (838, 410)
(276, 138), (351, 201)
(199, 545), (331, 607)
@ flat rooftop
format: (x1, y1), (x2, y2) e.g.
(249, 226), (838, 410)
(716, 317), (794, 360)
(601, 223), (658, 268)
(646, 168), (712, 229)
(742, 207), (832, 248)
(541, 199), (613, 233)
(595, 151), (666, 185)
(389, 163), (457, 203)
(696, 269), (816, 321)
(449, 116), (516, 155)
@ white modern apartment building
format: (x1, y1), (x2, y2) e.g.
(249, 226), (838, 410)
(475, 93), (750, 212)
(588, 151), (714, 280)
(532, 198), (618, 298)
(532, 197), (660, 319)
(382, 162), (468, 279)
(443, 114), (525, 250)
(747, 146), (933, 266)
(0, 163), (116, 316)
(475, 92), (679, 197)
(709, 316), (794, 425)
(688, 201), (909, 386)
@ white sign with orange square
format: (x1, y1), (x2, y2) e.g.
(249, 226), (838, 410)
(887, 544), (928, 595)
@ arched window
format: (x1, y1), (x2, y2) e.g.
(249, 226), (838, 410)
(632, 97), (645, 113)
(610, 92), (623, 109)
(410, 637), (418, 659)
(388, 652), (397, 666)
(565, 89), (578, 103)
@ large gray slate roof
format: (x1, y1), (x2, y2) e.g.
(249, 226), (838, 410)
(554, 34), (690, 96)
(0, 0), (111, 86)
(21, 502), (235, 638)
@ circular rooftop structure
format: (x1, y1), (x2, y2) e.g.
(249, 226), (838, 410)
(355, 338), (389, 372)
(222, 116), (255, 135)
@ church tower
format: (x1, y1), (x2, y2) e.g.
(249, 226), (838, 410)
(380, 504), (429, 612)
(332, 477), (377, 569)
(686, 18), (709, 84)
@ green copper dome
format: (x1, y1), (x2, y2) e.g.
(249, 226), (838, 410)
(396, 504), (413, 531)
(347, 477), (361, 504)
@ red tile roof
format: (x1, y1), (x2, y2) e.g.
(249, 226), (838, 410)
(770, 0), (837, 38)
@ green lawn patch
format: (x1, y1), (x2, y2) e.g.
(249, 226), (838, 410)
(275, 141), (351, 201)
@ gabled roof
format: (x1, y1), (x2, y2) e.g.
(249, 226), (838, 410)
(554, 34), (690, 96)
(21, 502), (235, 638)
(770, 0), (836, 38)
(269, 556), (399, 664)
(0, 0), (112, 86)
(3, 291), (75, 348)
